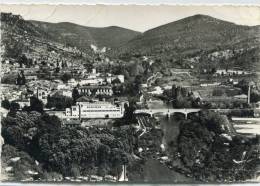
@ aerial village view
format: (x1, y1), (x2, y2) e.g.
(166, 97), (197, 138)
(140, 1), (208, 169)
(0, 4), (260, 183)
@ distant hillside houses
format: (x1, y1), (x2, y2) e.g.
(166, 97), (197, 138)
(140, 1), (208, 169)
(14, 98), (30, 108)
(50, 89), (72, 98)
(207, 49), (234, 60)
(214, 69), (250, 76)
(34, 88), (49, 105)
(1, 85), (26, 102)
(79, 85), (113, 97)
(200, 82), (221, 87)
(202, 94), (248, 104)
(67, 68), (124, 87)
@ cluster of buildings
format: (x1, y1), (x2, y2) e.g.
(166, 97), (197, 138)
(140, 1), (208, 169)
(3, 87), (50, 109)
(78, 86), (113, 96)
(214, 69), (251, 76)
(1, 58), (127, 119)
(67, 68), (124, 87)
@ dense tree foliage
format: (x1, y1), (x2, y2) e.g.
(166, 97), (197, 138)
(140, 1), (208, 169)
(2, 144), (42, 181)
(1, 109), (135, 179)
(2, 111), (42, 150)
(9, 102), (20, 112)
(2, 99), (10, 110)
(165, 85), (201, 108)
(16, 71), (26, 85)
(72, 87), (80, 103)
(23, 97), (44, 113)
(2, 33), (24, 59)
(61, 73), (72, 83)
(235, 79), (260, 103)
(34, 127), (133, 177)
(173, 111), (258, 182)
(46, 95), (73, 110)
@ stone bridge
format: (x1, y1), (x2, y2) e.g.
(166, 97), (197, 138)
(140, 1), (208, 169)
(134, 108), (201, 119)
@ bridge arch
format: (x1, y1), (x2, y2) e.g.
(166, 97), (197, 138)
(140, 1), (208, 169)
(135, 111), (153, 117)
(171, 112), (187, 119)
(152, 112), (168, 117)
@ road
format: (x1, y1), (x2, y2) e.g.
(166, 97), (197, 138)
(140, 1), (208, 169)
(135, 108), (254, 114)
(134, 108), (201, 115)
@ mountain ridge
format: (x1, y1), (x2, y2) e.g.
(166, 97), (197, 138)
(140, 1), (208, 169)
(119, 14), (259, 59)
(1, 12), (259, 71)
(30, 20), (141, 49)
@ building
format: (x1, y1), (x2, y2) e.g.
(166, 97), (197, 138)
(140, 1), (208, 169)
(34, 88), (49, 105)
(65, 100), (125, 119)
(63, 119), (81, 128)
(14, 99), (30, 109)
(26, 75), (38, 82)
(50, 89), (72, 98)
(78, 78), (104, 86)
(148, 86), (163, 95)
(116, 75), (124, 83)
(56, 83), (68, 90)
(60, 89), (72, 97)
(215, 69), (250, 76)
(253, 102), (260, 117)
(0, 107), (9, 117)
(79, 85), (113, 96)
(67, 78), (78, 87)
(200, 82), (221, 87)
(202, 96), (248, 104)
(106, 75), (124, 84)
(234, 94), (248, 101)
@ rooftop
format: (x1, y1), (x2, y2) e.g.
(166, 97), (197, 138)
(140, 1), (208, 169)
(79, 85), (112, 89)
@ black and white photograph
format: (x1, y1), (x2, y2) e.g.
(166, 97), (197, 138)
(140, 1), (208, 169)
(0, 3), (260, 183)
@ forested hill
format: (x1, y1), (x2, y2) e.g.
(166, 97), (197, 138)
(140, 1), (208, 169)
(30, 21), (141, 49)
(1, 13), (47, 38)
(1, 12), (140, 58)
(1, 12), (260, 71)
(115, 14), (260, 71)
(122, 14), (260, 53)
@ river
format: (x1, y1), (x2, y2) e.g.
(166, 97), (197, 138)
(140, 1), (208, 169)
(140, 101), (194, 182)
(147, 100), (182, 146)
(144, 101), (260, 182)
(142, 159), (194, 183)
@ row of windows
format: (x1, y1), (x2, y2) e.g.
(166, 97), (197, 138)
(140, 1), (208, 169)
(72, 106), (121, 111)
(83, 107), (118, 109)
(79, 101), (112, 104)
(71, 108), (121, 112)
(70, 114), (121, 117)
(80, 104), (119, 108)
(80, 89), (112, 92)
(81, 110), (121, 112)
(81, 106), (103, 108)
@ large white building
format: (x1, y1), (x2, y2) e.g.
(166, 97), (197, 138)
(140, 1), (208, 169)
(65, 100), (125, 119)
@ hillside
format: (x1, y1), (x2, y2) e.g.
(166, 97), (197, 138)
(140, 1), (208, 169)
(30, 21), (141, 49)
(125, 14), (259, 53)
(1, 13), (46, 38)
(1, 12), (90, 67)
(1, 12), (140, 62)
(1, 13), (259, 72)
(118, 14), (260, 70)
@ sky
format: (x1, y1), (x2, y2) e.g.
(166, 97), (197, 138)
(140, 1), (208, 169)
(1, 4), (260, 32)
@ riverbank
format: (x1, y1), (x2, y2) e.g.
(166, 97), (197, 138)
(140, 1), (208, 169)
(142, 159), (194, 183)
(232, 117), (260, 135)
